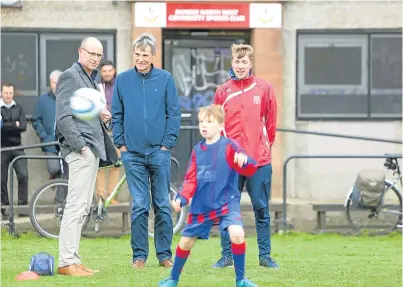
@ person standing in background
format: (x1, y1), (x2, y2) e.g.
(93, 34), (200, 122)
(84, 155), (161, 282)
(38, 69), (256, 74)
(32, 70), (69, 206)
(1, 83), (28, 209)
(96, 60), (120, 204)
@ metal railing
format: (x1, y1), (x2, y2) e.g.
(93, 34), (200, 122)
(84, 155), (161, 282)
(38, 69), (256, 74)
(181, 125), (402, 232)
(1, 141), (59, 152)
(180, 126), (403, 144)
(1, 127), (401, 236)
(7, 155), (63, 236)
(281, 154), (403, 232)
(1, 141), (182, 236)
(277, 128), (402, 144)
(1, 142), (62, 236)
(277, 129), (401, 231)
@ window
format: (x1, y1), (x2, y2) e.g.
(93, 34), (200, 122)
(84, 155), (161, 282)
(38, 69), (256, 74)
(297, 30), (402, 120)
(1, 33), (38, 96)
(1, 29), (116, 117)
(370, 34), (402, 117)
(40, 34), (114, 93)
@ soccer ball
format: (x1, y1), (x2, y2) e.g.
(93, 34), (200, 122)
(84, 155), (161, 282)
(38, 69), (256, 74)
(70, 88), (105, 120)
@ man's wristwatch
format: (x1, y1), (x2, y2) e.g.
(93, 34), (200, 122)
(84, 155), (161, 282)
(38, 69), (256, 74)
(116, 144), (124, 149)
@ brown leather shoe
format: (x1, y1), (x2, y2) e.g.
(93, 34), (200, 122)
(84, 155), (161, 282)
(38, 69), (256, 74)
(132, 260), (145, 269)
(159, 259), (173, 268)
(80, 264), (99, 273)
(57, 264), (94, 276)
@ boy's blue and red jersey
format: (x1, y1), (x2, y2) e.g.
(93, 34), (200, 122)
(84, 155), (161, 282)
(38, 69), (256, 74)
(177, 136), (257, 223)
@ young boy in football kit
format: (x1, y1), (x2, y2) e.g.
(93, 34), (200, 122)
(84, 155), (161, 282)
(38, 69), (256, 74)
(158, 104), (259, 287)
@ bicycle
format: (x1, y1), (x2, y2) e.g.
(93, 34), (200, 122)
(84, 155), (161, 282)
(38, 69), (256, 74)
(344, 154), (402, 235)
(29, 156), (188, 239)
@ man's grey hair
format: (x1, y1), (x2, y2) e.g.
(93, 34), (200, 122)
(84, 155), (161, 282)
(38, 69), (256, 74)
(132, 33), (157, 55)
(49, 70), (62, 80)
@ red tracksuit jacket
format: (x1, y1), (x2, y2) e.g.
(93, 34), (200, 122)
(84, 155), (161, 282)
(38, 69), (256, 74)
(214, 74), (277, 167)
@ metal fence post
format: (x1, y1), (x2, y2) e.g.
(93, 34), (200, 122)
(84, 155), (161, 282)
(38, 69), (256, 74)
(7, 154), (63, 236)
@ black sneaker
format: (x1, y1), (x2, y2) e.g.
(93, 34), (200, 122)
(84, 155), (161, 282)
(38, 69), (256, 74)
(212, 256), (233, 268)
(259, 256), (279, 268)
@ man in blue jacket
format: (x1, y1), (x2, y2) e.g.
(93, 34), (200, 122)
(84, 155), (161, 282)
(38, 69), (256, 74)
(32, 70), (68, 205)
(112, 33), (181, 269)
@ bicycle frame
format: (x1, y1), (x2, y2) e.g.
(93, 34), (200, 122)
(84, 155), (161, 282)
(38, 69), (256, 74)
(344, 156), (403, 232)
(344, 157), (402, 208)
(90, 154), (182, 234)
(100, 156), (180, 208)
(105, 174), (127, 208)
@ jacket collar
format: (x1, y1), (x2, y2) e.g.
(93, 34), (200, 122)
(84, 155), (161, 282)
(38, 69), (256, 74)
(228, 68), (254, 86)
(73, 62), (98, 81)
(135, 64), (154, 78)
(73, 62), (99, 90)
(0, 99), (16, 108)
(48, 91), (56, 98)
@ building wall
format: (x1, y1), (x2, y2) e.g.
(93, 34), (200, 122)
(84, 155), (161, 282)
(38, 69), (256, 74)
(282, 1), (402, 202)
(1, 1), (133, 73)
(131, 2), (285, 198)
(1, 1), (402, 204)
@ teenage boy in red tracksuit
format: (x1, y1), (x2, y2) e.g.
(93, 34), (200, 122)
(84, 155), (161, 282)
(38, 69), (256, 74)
(158, 104), (259, 287)
(213, 43), (279, 269)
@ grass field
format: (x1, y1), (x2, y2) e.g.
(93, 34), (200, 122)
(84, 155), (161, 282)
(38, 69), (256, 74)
(1, 229), (402, 287)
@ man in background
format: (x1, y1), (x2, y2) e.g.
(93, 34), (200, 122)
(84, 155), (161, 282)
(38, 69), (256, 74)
(1, 83), (28, 210)
(32, 70), (68, 206)
(96, 60), (120, 204)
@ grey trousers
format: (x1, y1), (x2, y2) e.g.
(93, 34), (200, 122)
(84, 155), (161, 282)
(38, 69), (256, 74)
(58, 149), (99, 267)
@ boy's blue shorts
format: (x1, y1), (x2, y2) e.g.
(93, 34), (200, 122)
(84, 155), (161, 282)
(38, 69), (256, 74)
(181, 210), (243, 240)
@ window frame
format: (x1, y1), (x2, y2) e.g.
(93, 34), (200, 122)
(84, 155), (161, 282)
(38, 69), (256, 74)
(296, 29), (402, 121)
(1, 32), (39, 96)
(1, 28), (116, 118)
(39, 33), (115, 94)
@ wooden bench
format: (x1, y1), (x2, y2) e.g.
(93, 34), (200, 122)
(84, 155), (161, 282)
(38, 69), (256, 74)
(2, 202), (285, 234)
(312, 203), (353, 232)
(312, 203), (402, 232)
(104, 203), (131, 232)
(1, 205), (31, 215)
(1, 203), (131, 233)
(241, 202), (284, 233)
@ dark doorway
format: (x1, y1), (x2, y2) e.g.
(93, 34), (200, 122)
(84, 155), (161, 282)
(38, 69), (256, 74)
(163, 30), (251, 180)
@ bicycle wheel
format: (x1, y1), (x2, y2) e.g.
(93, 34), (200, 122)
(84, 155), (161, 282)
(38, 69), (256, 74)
(148, 185), (187, 238)
(29, 179), (90, 239)
(346, 181), (402, 235)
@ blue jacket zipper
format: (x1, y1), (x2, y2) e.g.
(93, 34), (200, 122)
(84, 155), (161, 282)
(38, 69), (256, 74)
(142, 78), (146, 153)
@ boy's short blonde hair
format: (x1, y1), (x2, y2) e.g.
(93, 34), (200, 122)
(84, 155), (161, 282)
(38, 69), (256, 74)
(198, 104), (225, 124)
(231, 43), (254, 63)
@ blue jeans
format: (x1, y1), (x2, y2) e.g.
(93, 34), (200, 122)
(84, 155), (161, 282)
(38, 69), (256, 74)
(220, 164), (272, 258)
(121, 148), (173, 262)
